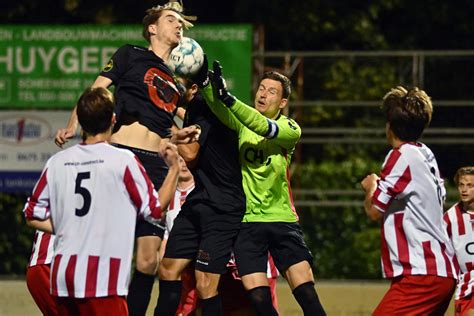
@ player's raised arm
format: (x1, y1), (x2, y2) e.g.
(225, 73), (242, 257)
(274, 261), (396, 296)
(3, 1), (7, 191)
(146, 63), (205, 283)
(193, 56), (242, 132)
(54, 75), (113, 148)
(54, 108), (78, 148)
(211, 60), (301, 150)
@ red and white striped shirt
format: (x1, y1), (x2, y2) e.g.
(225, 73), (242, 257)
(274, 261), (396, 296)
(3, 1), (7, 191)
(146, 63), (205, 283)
(444, 202), (474, 299)
(164, 184), (195, 239)
(372, 142), (456, 279)
(28, 230), (55, 267)
(23, 142), (164, 298)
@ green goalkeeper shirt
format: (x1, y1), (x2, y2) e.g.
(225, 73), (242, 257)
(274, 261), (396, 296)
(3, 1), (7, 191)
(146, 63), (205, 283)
(202, 85), (301, 223)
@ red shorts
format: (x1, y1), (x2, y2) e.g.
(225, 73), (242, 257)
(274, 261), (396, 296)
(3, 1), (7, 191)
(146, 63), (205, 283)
(56, 295), (128, 316)
(455, 295), (474, 316)
(26, 264), (59, 316)
(373, 275), (455, 316)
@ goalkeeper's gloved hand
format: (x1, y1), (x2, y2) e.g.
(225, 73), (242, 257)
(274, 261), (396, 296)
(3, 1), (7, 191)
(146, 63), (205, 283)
(192, 54), (210, 88)
(211, 60), (236, 107)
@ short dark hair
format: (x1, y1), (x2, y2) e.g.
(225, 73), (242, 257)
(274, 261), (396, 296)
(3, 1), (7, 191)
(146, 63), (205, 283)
(77, 87), (114, 136)
(382, 86), (432, 141)
(262, 71), (292, 99)
(454, 166), (474, 185)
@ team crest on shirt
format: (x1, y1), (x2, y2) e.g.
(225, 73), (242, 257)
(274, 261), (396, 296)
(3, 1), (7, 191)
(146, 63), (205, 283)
(102, 60), (113, 72)
(143, 67), (180, 113)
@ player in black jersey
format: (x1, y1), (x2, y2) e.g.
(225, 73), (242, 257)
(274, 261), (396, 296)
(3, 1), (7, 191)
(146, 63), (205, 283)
(54, 2), (198, 316)
(154, 76), (246, 316)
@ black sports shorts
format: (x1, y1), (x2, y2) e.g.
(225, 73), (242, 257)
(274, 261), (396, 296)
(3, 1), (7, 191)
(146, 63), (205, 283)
(234, 222), (313, 276)
(164, 201), (243, 274)
(113, 143), (167, 239)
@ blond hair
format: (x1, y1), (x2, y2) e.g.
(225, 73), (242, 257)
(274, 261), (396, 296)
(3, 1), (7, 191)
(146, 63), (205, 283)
(454, 166), (474, 185)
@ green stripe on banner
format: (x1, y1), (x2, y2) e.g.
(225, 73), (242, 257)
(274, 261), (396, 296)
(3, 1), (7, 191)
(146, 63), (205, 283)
(0, 24), (252, 108)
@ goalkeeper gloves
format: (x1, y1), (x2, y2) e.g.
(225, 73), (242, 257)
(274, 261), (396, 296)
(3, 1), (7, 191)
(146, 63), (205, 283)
(211, 60), (236, 107)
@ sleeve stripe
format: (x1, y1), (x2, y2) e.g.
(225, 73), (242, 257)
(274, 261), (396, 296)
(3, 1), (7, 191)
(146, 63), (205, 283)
(264, 118), (279, 139)
(134, 157), (162, 219)
(381, 149), (401, 179)
(25, 168), (49, 219)
(124, 166), (142, 211)
(372, 188), (389, 211)
(386, 166), (412, 197)
(372, 166), (411, 211)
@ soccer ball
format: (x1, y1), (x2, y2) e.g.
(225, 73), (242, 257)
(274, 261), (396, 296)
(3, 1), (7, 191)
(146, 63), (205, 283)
(168, 37), (204, 77)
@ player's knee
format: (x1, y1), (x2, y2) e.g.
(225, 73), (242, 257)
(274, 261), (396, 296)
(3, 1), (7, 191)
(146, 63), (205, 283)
(158, 259), (181, 280)
(136, 255), (158, 275)
(196, 283), (217, 299)
(285, 261), (314, 289)
(196, 276), (218, 298)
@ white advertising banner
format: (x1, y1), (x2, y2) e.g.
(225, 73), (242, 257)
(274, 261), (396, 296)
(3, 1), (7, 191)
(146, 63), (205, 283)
(0, 110), (80, 192)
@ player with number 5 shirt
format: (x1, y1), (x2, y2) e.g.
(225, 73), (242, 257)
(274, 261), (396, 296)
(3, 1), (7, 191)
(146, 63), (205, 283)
(23, 87), (192, 316)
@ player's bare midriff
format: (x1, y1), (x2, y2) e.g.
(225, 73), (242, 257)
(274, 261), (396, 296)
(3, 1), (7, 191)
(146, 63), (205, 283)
(110, 121), (164, 152)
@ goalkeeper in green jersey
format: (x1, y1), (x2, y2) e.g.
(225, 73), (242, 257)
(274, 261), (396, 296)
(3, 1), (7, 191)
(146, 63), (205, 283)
(193, 58), (326, 316)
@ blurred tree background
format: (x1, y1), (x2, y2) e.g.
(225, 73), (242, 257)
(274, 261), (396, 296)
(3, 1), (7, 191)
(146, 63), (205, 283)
(1, 0), (473, 278)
